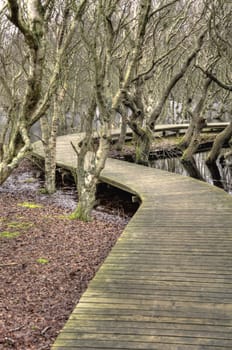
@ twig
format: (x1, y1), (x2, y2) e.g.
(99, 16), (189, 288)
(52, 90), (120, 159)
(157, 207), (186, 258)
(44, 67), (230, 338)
(41, 326), (51, 335)
(0, 263), (18, 267)
(9, 324), (25, 332)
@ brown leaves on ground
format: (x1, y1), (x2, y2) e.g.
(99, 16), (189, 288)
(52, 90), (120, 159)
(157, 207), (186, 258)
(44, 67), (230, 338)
(0, 188), (125, 349)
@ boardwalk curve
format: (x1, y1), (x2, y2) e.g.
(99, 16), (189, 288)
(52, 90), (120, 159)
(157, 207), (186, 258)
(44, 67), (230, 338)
(33, 132), (232, 350)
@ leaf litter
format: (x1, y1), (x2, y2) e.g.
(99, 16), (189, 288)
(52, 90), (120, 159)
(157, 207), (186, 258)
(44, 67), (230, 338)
(0, 159), (136, 349)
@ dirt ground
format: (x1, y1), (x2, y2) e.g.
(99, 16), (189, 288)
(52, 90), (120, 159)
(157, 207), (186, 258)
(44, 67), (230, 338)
(0, 160), (132, 350)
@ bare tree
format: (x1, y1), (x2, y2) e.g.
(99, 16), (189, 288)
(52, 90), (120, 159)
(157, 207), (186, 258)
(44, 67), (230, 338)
(0, 0), (87, 185)
(121, 0), (210, 163)
(69, 0), (153, 220)
(195, 0), (232, 164)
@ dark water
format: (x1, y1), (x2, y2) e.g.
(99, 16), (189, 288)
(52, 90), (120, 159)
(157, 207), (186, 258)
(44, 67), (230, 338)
(150, 150), (232, 195)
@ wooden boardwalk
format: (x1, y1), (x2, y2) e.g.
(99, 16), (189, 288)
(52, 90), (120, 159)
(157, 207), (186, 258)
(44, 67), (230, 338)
(33, 133), (232, 350)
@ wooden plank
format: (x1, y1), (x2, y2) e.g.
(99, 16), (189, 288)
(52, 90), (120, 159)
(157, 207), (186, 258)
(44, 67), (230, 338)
(32, 128), (232, 350)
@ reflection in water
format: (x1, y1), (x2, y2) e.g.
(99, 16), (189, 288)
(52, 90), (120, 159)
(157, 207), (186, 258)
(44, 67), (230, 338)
(181, 157), (204, 181)
(150, 150), (232, 194)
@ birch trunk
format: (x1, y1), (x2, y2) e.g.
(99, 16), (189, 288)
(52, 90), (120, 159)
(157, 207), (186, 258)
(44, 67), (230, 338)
(40, 104), (59, 194)
(40, 80), (66, 194)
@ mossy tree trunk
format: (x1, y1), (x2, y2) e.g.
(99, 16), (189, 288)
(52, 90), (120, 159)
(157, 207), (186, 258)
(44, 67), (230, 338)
(180, 78), (212, 164)
(206, 121), (232, 165)
(178, 117), (195, 149)
(127, 121), (152, 164)
(70, 100), (110, 221)
(181, 116), (207, 163)
(71, 131), (110, 221)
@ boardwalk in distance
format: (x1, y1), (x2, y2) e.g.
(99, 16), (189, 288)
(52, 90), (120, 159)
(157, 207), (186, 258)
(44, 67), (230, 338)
(33, 133), (232, 350)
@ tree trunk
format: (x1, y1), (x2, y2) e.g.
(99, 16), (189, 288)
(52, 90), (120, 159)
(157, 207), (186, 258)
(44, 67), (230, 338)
(40, 115), (57, 195)
(116, 116), (127, 151)
(70, 174), (98, 221)
(0, 123), (32, 185)
(224, 149), (232, 161)
(69, 99), (110, 221)
(72, 125), (110, 221)
(180, 78), (212, 161)
(0, 162), (12, 185)
(40, 86), (64, 194)
(178, 117), (195, 149)
(206, 162), (224, 190)
(181, 156), (203, 180)
(181, 117), (206, 162)
(206, 121), (232, 165)
(127, 119), (152, 164)
(70, 134), (110, 221)
(135, 127), (152, 165)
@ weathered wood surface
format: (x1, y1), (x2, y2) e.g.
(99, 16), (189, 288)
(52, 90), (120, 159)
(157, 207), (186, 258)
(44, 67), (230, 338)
(113, 122), (229, 136)
(154, 122), (229, 133)
(33, 131), (232, 350)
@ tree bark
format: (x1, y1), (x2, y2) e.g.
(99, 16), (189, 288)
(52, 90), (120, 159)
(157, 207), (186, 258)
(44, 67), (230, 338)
(116, 115), (127, 151)
(182, 156), (203, 180)
(181, 116), (207, 163)
(70, 125), (110, 221)
(178, 117), (195, 149)
(180, 78), (212, 162)
(69, 100), (111, 221)
(206, 121), (232, 165)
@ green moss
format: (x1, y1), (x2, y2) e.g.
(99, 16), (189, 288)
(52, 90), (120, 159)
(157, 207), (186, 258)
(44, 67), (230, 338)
(0, 231), (21, 239)
(55, 215), (70, 220)
(38, 188), (49, 194)
(36, 257), (49, 264)
(23, 177), (37, 183)
(18, 201), (44, 209)
(69, 209), (91, 222)
(7, 221), (33, 230)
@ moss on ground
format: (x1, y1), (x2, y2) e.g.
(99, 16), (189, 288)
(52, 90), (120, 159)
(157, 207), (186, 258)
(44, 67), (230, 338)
(0, 231), (21, 239)
(17, 201), (44, 209)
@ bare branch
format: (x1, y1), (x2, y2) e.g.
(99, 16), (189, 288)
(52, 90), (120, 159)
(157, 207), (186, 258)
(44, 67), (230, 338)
(196, 65), (232, 91)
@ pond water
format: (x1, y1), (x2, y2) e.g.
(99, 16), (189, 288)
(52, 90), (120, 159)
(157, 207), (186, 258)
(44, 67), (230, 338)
(150, 150), (232, 195)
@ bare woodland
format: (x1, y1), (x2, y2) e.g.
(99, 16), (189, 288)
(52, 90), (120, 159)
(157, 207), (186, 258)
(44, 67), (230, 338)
(0, 0), (231, 220)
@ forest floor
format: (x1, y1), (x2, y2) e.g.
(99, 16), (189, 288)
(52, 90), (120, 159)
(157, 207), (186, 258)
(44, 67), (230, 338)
(0, 159), (137, 350)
